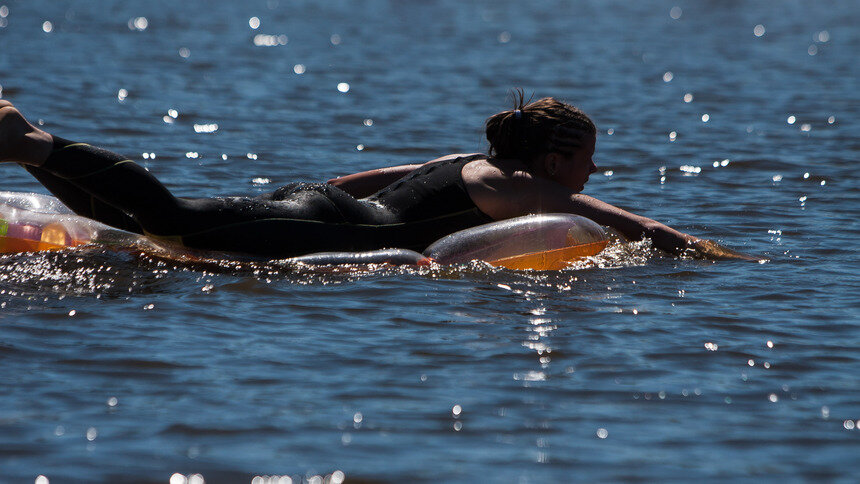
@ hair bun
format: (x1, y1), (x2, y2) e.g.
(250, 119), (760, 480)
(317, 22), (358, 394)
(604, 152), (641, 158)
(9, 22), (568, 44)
(485, 96), (596, 163)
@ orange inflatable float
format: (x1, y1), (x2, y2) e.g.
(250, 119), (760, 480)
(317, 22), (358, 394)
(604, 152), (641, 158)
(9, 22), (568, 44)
(1, 192), (607, 270)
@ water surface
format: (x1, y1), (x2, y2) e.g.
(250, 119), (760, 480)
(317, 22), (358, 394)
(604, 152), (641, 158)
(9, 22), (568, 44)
(1, 0), (858, 482)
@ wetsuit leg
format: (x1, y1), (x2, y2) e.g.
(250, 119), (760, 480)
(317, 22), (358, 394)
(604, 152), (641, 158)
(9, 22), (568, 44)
(23, 164), (144, 234)
(40, 137), (188, 236)
(35, 138), (393, 256)
(37, 138), (290, 239)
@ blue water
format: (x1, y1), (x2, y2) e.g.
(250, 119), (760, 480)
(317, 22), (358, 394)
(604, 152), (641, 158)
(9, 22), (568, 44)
(1, 0), (859, 482)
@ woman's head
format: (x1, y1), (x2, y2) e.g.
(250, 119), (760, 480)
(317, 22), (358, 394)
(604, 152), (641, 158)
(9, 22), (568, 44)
(485, 90), (597, 190)
(486, 91), (596, 162)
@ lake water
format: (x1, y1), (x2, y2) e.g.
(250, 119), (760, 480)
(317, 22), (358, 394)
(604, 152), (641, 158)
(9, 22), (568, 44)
(1, 0), (858, 482)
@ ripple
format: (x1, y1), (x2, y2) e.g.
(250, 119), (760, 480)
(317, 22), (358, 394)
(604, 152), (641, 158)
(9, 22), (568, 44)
(1, 0), (857, 481)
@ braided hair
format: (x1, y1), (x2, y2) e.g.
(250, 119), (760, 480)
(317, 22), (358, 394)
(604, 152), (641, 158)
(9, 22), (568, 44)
(485, 89), (596, 164)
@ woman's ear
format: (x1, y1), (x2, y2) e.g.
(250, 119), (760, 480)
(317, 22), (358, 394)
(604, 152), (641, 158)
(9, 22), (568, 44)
(544, 152), (562, 177)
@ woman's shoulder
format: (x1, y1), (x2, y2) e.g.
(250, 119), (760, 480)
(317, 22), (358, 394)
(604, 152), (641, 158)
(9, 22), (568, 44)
(461, 157), (549, 220)
(461, 157), (534, 185)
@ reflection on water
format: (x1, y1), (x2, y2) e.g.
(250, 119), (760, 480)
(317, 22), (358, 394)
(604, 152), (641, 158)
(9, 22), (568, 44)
(0, 237), (654, 300)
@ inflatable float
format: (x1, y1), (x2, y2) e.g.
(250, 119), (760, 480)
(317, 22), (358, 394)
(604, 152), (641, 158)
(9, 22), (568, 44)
(0, 191), (608, 270)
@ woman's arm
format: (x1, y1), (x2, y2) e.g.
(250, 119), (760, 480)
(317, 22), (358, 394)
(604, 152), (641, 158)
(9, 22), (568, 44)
(327, 164), (423, 198)
(466, 164), (758, 261)
(564, 194), (758, 260)
(327, 153), (484, 198)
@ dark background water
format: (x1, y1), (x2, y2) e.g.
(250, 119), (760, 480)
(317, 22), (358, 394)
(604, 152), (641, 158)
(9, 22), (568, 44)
(1, 0), (858, 482)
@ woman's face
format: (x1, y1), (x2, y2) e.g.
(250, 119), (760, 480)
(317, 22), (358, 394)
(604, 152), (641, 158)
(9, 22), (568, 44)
(553, 135), (597, 192)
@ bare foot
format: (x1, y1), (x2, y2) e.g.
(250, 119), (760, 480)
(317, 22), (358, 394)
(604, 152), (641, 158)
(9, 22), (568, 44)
(0, 100), (54, 166)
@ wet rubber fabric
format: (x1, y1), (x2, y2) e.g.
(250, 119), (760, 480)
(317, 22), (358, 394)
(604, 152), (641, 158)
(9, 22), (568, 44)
(33, 139), (493, 257)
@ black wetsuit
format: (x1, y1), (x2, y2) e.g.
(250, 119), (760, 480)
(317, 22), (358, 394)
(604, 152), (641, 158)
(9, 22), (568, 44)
(26, 138), (493, 257)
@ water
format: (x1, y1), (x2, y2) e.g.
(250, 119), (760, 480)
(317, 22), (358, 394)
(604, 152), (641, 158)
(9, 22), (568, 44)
(1, 0), (858, 482)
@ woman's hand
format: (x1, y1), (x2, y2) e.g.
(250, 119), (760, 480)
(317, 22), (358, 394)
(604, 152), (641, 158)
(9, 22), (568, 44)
(686, 238), (761, 261)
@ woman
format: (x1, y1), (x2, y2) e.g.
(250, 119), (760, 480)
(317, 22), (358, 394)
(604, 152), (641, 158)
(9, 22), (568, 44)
(0, 96), (752, 260)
